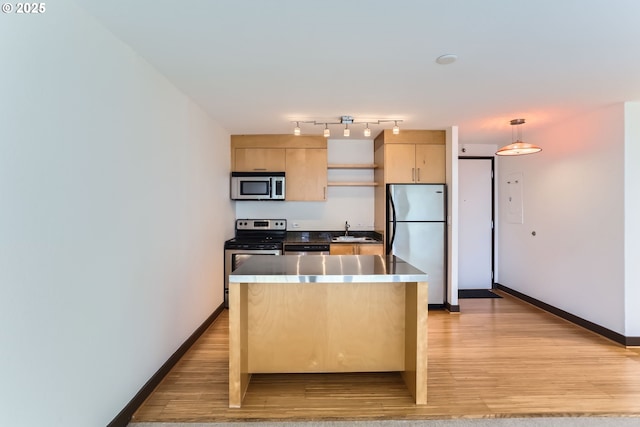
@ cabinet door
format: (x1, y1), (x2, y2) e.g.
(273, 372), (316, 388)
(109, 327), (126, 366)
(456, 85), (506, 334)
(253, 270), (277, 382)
(357, 243), (384, 256)
(330, 244), (357, 255)
(285, 148), (327, 201)
(234, 148), (286, 172)
(384, 144), (416, 183)
(415, 144), (445, 183)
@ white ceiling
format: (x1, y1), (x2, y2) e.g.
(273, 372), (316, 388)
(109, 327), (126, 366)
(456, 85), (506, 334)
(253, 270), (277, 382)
(76, 0), (640, 144)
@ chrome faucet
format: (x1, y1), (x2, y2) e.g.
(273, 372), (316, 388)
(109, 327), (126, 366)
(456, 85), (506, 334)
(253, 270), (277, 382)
(344, 221), (350, 236)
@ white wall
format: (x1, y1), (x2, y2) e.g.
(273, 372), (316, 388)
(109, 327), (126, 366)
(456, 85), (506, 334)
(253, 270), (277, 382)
(0, 2), (234, 426)
(497, 104), (626, 334)
(459, 143), (497, 157)
(236, 139), (375, 230)
(624, 102), (640, 336)
(446, 127), (460, 307)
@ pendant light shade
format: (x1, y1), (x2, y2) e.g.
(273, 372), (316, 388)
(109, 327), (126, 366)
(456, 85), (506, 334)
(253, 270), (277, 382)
(495, 118), (542, 156)
(495, 141), (542, 156)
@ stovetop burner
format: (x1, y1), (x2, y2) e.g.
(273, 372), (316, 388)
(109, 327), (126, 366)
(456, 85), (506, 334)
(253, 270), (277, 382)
(225, 218), (287, 249)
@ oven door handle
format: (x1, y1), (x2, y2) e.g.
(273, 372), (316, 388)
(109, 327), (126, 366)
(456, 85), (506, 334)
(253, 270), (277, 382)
(225, 249), (282, 256)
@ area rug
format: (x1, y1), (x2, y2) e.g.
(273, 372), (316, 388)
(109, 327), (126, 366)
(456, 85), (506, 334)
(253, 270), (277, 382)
(458, 289), (502, 299)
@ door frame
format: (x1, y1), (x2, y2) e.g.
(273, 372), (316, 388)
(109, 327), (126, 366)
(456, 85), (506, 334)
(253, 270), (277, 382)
(458, 156), (495, 288)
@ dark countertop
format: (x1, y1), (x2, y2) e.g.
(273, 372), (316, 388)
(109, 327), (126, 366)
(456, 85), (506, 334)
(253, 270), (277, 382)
(285, 230), (383, 244)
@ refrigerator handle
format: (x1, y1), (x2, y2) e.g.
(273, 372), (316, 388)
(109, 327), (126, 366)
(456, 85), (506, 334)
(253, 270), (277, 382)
(387, 192), (397, 254)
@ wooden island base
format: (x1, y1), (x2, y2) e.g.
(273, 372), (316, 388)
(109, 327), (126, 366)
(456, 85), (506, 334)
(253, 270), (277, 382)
(229, 280), (428, 408)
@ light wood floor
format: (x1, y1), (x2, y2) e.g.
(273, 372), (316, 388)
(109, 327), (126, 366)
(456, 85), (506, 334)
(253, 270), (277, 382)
(131, 291), (640, 423)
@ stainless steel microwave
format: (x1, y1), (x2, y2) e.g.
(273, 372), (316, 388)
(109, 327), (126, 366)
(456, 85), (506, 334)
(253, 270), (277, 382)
(230, 172), (286, 200)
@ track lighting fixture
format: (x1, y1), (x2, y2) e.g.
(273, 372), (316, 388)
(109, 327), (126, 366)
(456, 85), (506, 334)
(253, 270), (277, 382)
(495, 118), (542, 156)
(291, 115), (403, 138)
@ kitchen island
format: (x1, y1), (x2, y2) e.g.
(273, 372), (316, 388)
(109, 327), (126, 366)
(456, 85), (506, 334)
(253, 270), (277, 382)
(228, 255), (428, 408)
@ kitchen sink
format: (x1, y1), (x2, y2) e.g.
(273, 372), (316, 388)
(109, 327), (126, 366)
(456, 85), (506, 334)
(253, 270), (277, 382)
(331, 236), (376, 242)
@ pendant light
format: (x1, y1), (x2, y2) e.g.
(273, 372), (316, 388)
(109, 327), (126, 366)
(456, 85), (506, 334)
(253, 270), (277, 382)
(363, 123), (371, 137)
(293, 122), (301, 136)
(495, 118), (542, 156)
(392, 121), (400, 135)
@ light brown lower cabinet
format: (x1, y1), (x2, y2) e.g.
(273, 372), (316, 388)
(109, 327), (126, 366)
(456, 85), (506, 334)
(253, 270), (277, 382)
(228, 279), (428, 408)
(330, 243), (384, 256)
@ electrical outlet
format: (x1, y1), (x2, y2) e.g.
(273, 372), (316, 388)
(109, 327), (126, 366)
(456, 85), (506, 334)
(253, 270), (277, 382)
(292, 222), (300, 228)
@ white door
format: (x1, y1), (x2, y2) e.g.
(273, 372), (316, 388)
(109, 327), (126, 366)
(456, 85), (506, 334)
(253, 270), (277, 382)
(458, 158), (493, 289)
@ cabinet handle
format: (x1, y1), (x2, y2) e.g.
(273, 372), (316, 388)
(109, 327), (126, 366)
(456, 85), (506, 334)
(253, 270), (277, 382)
(253, 168), (267, 171)
(324, 186), (327, 200)
(412, 168), (415, 182)
(417, 168), (421, 182)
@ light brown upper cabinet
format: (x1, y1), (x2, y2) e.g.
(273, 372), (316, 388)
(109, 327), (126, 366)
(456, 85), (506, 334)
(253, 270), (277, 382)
(374, 130), (446, 184)
(414, 144), (446, 183)
(384, 144), (416, 183)
(234, 148), (286, 172)
(285, 148), (327, 201)
(231, 135), (327, 201)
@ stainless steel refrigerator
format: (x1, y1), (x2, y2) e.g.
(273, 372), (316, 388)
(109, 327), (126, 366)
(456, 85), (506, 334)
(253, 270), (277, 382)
(387, 184), (446, 306)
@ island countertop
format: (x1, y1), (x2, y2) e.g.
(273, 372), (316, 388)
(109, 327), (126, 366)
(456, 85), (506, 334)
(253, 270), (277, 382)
(229, 254), (428, 284)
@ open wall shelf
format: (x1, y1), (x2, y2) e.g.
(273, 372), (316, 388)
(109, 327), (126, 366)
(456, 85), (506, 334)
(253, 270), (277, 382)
(328, 182), (379, 187)
(327, 164), (378, 186)
(328, 164), (378, 169)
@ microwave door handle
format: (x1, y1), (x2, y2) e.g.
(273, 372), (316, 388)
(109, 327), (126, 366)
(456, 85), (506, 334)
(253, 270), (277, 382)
(269, 177), (274, 198)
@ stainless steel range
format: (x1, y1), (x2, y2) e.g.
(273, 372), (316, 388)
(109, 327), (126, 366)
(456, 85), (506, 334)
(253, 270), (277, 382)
(223, 219), (286, 307)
